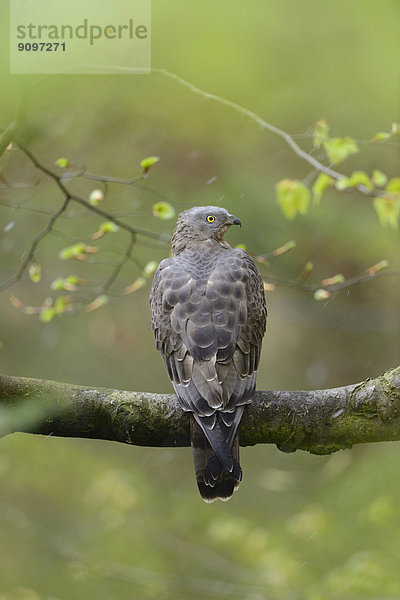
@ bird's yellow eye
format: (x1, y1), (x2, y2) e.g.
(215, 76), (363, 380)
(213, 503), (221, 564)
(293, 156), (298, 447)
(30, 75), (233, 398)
(206, 215), (215, 223)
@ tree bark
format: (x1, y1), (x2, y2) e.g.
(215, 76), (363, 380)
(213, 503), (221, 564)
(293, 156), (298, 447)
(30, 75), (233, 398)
(0, 367), (399, 455)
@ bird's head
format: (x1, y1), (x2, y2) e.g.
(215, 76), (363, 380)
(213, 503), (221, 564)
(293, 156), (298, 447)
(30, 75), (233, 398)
(171, 206), (241, 254)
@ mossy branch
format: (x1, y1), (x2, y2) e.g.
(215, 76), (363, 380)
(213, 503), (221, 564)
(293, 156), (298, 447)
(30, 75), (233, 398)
(1, 366), (399, 455)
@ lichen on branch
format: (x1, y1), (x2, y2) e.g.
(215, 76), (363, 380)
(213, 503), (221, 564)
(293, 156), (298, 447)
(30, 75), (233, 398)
(0, 366), (399, 455)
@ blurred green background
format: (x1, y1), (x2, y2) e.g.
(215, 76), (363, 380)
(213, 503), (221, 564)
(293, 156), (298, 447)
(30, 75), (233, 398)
(0, 0), (400, 598)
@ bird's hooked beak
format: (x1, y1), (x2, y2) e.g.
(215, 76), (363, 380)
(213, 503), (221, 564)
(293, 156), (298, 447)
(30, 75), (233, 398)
(216, 213), (242, 243)
(226, 214), (242, 227)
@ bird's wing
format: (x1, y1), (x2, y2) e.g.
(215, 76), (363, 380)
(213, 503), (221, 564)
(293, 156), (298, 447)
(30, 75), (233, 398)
(150, 249), (267, 420)
(150, 257), (199, 410)
(151, 248), (266, 479)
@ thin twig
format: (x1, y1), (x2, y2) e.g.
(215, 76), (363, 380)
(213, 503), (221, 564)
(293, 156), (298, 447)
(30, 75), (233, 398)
(264, 268), (397, 295)
(16, 144), (170, 241)
(0, 195), (71, 291)
(72, 172), (143, 185)
(0, 143), (169, 295)
(151, 68), (384, 198)
(101, 232), (136, 292)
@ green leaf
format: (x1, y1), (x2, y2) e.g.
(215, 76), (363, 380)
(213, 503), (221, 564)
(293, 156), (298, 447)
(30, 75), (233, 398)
(51, 277), (66, 291)
(386, 178), (400, 196)
(336, 171), (373, 192)
(93, 294), (109, 307)
(28, 263), (41, 283)
(66, 275), (79, 285)
(140, 156), (160, 169)
(299, 261), (314, 281)
(335, 177), (351, 191)
(100, 221), (119, 233)
(322, 273), (345, 285)
(323, 137), (359, 164)
(371, 124), (399, 142)
(272, 240), (296, 256)
(348, 171), (374, 191)
(372, 170), (388, 187)
(152, 201), (175, 220)
(373, 197), (400, 229)
(59, 243), (86, 260)
(140, 156), (160, 171)
(55, 296), (68, 314)
(312, 173), (334, 204)
(366, 259), (389, 275)
(143, 260), (158, 277)
(86, 295), (109, 312)
(88, 189), (104, 206)
(313, 289), (331, 301)
(276, 179), (311, 220)
(51, 276), (80, 291)
(313, 119), (330, 149)
(39, 307), (56, 323)
(55, 157), (69, 168)
(124, 277), (147, 295)
(59, 243), (97, 260)
(371, 132), (391, 142)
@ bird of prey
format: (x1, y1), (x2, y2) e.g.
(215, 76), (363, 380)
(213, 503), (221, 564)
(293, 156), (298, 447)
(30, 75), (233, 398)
(150, 206), (267, 502)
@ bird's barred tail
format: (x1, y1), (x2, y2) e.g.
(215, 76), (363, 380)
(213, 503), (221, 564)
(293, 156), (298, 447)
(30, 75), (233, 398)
(190, 416), (242, 503)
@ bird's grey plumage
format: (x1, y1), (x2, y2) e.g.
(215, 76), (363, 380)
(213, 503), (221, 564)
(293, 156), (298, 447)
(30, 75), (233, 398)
(150, 206), (267, 501)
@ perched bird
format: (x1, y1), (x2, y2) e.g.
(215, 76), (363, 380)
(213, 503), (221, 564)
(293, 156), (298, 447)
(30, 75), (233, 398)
(150, 206), (267, 502)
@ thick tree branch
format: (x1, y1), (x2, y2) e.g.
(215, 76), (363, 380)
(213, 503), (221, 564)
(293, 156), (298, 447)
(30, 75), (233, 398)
(0, 366), (399, 455)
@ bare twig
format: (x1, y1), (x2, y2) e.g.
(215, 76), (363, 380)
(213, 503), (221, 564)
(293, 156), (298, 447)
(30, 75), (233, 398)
(0, 142), (169, 297)
(0, 72), (396, 306)
(263, 267), (397, 296)
(67, 193), (169, 242)
(101, 232), (136, 292)
(64, 171), (143, 185)
(72, 64), (379, 200)
(0, 195), (71, 291)
(151, 68), (386, 199)
(16, 144), (169, 241)
(64, 168), (173, 203)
